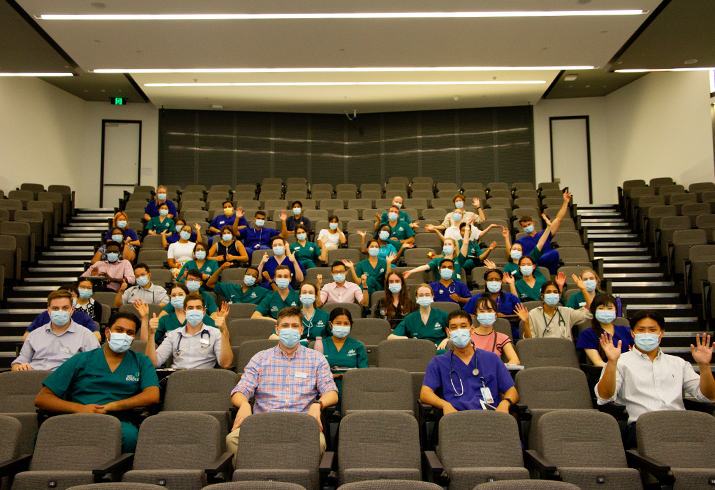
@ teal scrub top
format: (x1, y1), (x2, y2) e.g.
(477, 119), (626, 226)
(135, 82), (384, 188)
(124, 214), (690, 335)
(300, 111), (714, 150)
(566, 290), (600, 310)
(380, 210), (413, 225)
(389, 221), (415, 241)
(505, 246), (544, 281)
(322, 336), (369, 410)
(290, 241), (321, 263)
(376, 241), (400, 261)
(355, 259), (388, 287)
(426, 256), (463, 282)
(145, 216), (175, 234)
(177, 260), (220, 287)
(272, 308), (331, 343)
(213, 282), (268, 305)
(43, 348), (159, 422)
(514, 273), (547, 302)
(392, 308), (449, 346)
(458, 239), (483, 261)
(162, 290), (218, 315)
(255, 290), (301, 319)
(155, 310), (216, 342)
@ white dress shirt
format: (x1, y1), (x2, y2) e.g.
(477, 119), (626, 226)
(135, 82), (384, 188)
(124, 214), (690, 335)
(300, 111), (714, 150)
(155, 324), (222, 370)
(596, 348), (713, 424)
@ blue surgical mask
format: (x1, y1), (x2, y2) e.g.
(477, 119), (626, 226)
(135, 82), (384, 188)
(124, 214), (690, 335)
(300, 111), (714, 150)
(175, 225), (183, 233)
(300, 294), (315, 307)
(275, 278), (290, 290)
(379, 231), (390, 241)
(243, 275), (256, 287)
(185, 310), (204, 327)
(388, 283), (402, 294)
(50, 310), (70, 326)
(171, 296), (186, 309)
(388, 212), (398, 222)
(544, 293), (560, 306)
(486, 281), (502, 294)
(329, 222), (339, 230)
(293, 207), (302, 216)
(112, 234), (123, 242)
(455, 201), (464, 209)
(520, 265), (533, 276)
(333, 273), (345, 284)
(180, 231), (191, 240)
(108, 332), (132, 353)
(255, 219), (265, 227)
(186, 280), (201, 292)
(273, 246), (285, 256)
(222, 233), (233, 242)
(440, 269), (454, 280)
(416, 297), (433, 308)
(279, 328), (301, 348)
(157, 193), (167, 201)
(442, 246), (454, 256)
(584, 279), (598, 292)
(452, 213), (462, 222)
(595, 310), (617, 325)
(78, 288), (93, 300)
(368, 247), (379, 257)
(393, 202), (402, 209)
(510, 250), (522, 261)
(136, 276), (149, 287)
(634, 333), (660, 352)
(524, 224), (535, 234)
(117, 220), (127, 229)
(450, 329), (471, 349)
(159, 209), (169, 217)
(332, 325), (350, 339)
(107, 252), (119, 263)
(195, 251), (206, 260)
(296, 233), (307, 241)
(477, 312), (496, 326)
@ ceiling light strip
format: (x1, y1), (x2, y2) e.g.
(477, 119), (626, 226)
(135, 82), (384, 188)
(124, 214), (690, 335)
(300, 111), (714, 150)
(0, 72), (74, 77)
(615, 68), (715, 73)
(144, 81), (546, 87)
(38, 10), (646, 21)
(95, 66), (593, 73)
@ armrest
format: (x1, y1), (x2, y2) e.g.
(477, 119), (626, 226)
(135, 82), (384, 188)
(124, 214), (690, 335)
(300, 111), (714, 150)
(667, 243), (675, 277)
(205, 451), (234, 483)
(702, 281), (710, 328)
(684, 397), (715, 415)
(654, 228), (661, 257)
(0, 454), (32, 479)
(319, 451), (335, 473)
(423, 450), (448, 485)
(596, 401), (629, 422)
(93, 453), (134, 482)
(524, 449), (560, 480)
(319, 451), (337, 488)
(510, 403), (531, 421)
(684, 259), (692, 297)
(625, 449), (674, 485)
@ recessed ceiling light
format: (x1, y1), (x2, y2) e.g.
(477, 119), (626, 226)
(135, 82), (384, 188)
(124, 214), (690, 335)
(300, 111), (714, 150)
(684, 59), (698, 65)
(144, 80), (547, 87)
(0, 72), (73, 76)
(94, 66), (594, 74)
(563, 74), (578, 81)
(615, 67), (715, 73)
(37, 10), (646, 20)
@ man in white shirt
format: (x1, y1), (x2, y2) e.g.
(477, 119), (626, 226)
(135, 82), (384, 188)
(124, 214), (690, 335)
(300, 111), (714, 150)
(316, 261), (369, 307)
(114, 263), (169, 308)
(596, 310), (714, 448)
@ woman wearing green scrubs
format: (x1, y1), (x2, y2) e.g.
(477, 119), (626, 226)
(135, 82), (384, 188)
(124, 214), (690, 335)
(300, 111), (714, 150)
(289, 224), (322, 270)
(176, 242), (219, 288)
(403, 237), (465, 282)
(269, 282), (331, 346)
(316, 307), (369, 409)
(349, 239), (388, 300)
(145, 202), (175, 235)
(508, 223), (554, 301)
(566, 268), (603, 309)
(150, 283), (214, 344)
(388, 283), (449, 349)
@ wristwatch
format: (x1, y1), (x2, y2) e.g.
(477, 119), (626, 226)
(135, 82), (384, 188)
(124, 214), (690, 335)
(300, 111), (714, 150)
(502, 397), (514, 407)
(313, 400), (323, 410)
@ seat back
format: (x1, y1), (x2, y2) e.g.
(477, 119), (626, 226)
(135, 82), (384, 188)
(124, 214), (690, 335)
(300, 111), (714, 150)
(227, 318), (276, 345)
(0, 415), (21, 462)
(377, 339), (435, 372)
(163, 369), (238, 411)
(514, 338), (579, 369)
(320, 302), (363, 319)
(342, 368), (413, 413)
(351, 318), (391, 345)
(515, 367), (592, 409)
(0, 370), (53, 412)
(636, 410), (715, 468)
(235, 339), (280, 373)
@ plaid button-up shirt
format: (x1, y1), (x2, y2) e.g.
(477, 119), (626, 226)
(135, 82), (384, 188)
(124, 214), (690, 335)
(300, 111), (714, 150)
(232, 344), (337, 414)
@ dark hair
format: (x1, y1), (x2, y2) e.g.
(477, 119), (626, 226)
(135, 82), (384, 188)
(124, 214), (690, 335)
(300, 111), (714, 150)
(222, 200), (232, 207)
(331, 261), (346, 272)
(76, 277), (95, 290)
(629, 309), (665, 331)
(452, 194), (465, 203)
(483, 269), (505, 299)
(474, 295), (498, 313)
(184, 291), (205, 309)
(329, 215), (339, 223)
(106, 241), (121, 252)
(169, 282), (189, 295)
(59, 283), (79, 296)
(380, 271), (415, 320)
(484, 268), (503, 282)
(271, 235), (285, 246)
(439, 258), (454, 269)
(194, 242), (207, 251)
(459, 222), (468, 230)
(589, 293), (618, 360)
(245, 266), (259, 276)
(277, 306), (302, 324)
(519, 215), (533, 225)
(376, 224), (392, 240)
(329, 307), (353, 326)
(291, 200), (303, 208)
(134, 262), (150, 273)
(175, 218), (186, 226)
(255, 210), (266, 218)
(107, 312), (139, 333)
(447, 309), (472, 326)
(540, 280), (561, 295)
(158, 202), (169, 209)
(186, 269), (203, 280)
(295, 224), (309, 235)
(367, 239), (380, 249)
(111, 227), (125, 237)
(518, 255), (536, 267)
(220, 225), (233, 235)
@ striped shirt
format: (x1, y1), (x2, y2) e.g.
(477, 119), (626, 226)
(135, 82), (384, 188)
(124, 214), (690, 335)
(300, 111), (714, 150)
(596, 348), (713, 424)
(232, 345), (337, 414)
(12, 321), (100, 371)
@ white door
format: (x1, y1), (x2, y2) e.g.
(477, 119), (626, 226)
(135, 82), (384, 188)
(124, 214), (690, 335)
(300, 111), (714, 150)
(550, 117), (591, 205)
(102, 121), (141, 208)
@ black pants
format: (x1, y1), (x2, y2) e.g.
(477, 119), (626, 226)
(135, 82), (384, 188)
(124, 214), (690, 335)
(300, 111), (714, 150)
(624, 422), (638, 449)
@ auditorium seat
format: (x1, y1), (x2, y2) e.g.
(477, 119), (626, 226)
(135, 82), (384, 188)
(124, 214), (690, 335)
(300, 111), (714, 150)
(668, 192), (697, 213)
(644, 205), (677, 245)
(311, 190), (333, 201)
(303, 209), (329, 222)
(688, 181), (715, 201)
(181, 191), (205, 202)
(0, 198), (23, 220)
(649, 176), (675, 189)
(669, 229), (707, 276)
(557, 247), (591, 267)
(414, 233), (442, 254)
(333, 209), (359, 223)
(20, 182), (45, 199)
(684, 244), (715, 297)
(403, 248), (436, 267)
(410, 190), (434, 201)
(262, 178), (283, 186)
(321, 302), (363, 320)
(185, 184), (207, 193)
(360, 191), (383, 202)
(513, 197), (540, 209)
(0, 221), (33, 262)
(206, 191), (230, 203)
(233, 191), (257, 202)
(15, 209), (47, 248)
(226, 318), (274, 345)
(319, 199), (345, 212)
(46, 186), (73, 224)
(656, 215), (691, 258)
(8, 190), (34, 208)
(0, 370), (52, 455)
(461, 182), (484, 191)
(514, 338), (579, 369)
(350, 318), (390, 366)
(377, 339), (435, 373)
(539, 189), (563, 200)
(305, 267), (331, 284)
(359, 183), (382, 194)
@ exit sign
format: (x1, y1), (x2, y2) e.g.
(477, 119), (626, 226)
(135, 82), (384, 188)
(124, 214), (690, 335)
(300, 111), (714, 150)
(111, 97), (127, 105)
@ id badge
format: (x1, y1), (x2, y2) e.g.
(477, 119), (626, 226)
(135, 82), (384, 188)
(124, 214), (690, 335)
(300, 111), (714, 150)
(480, 387), (494, 404)
(200, 339), (210, 349)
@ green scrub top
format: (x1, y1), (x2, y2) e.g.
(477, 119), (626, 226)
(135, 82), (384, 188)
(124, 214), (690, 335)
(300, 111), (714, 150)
(272, 308), (331, 343)
(505, 246), (544, 281)
(380, 210), (413, 225)
(290, 241), (321, 267)
(458, 239), (483, 261)
(355, 259), (388, 289)
(145, 216), (175, 234)
(43, 348), (159, 423)
(427, 256), (463, 282)
(322, 336), (369, 410)
(514, 273), (547, 302)
(177, 260), (220, 287)
(392, 308), (449, 346)
(155, 310), (216, 343)
(213, 282), (268, 305)
(162, 290), (218, 315)
(255, 290), (301, 319)
(566, 290), (600, 309)
(389, 221), (415, 241)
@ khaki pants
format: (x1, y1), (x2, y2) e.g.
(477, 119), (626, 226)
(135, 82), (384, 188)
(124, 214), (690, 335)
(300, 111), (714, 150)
(226, 428), (327, 468)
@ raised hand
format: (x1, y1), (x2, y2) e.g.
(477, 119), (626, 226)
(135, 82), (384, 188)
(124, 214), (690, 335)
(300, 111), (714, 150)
(386, 252), (397, 264)
(411, 222), (420, 229)
(260, 252), (270, 265)
(194, 222), (201, 232)
(449, 293), (460, 302)
(542, 213), (552, 226)
(467, 215), (476, 225)
(133, 300), (149, 318)
(262, 271), (271, 281)
(236, 206), (244, 218)
(501, 226), (509, 238)
(215, 302), (230, 331)
(572, 274), (586, 291)
(691, 334), (713, 366)
(279, 210), (287, 221)
(374, 212), (381, 220)
(316, 274), (323, 287)
(483, 259), (496, 270)
(488, 241), (498, 250)
(472, 198), (481, 208)
(342, 259), (355, 269)
(403, 270), (412, 279)
(219, 261), (231, 271)
(401, 242), (414, 250)
(286, 247), (296, 262)
(357, 230), (367, 237)
(555, 272), (566, 289)
(425, 224), (435, 232)
(149, 313), (160, 334)
(502, 272), (515, 284)
(600, 331), (622, 363)
(119, 280), (128, 291)
(563, 189), (572, 204)
(514, 303), (529, 323)
(361, 274), (368, 287)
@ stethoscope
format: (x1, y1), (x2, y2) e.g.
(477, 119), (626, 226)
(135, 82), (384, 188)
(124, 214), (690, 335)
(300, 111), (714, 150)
(449, 351), (484, 397)
(174, 329), (210, 357)
(303, 310), (316, 337)
(542, 306), (566, 334)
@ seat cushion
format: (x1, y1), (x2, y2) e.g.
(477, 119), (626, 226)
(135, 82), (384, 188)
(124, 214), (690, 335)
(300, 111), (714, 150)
(231, 468), (314, 490)
(559, 467), (641, 490)
(123, 468), (206, 490)
(340, 467), (421, 485)
(672, 468), (715, 490)
(448, 467), (530, 490)
(11, 470), (94, 490)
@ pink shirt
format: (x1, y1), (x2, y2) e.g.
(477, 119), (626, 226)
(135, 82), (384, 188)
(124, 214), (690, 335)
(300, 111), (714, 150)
(471, 330), (511, 358)
(319, 281), (364, 305)
(81, 260), (135, 292)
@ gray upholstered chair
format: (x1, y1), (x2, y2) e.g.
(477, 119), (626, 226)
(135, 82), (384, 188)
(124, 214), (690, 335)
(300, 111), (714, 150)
(0, 415), (22, 489)
(337, 481), (442, 490)
(350, 318), (391, 366)
(338, 411), (421, 485)
(122, 412), (231, 490)
(514, 338), (579, 369)
(232, 412), (322, 490)
(341, 368), (414, 416)
(66, 484), (167, 489)
(376, 339), (436, 372)
(10, 414), (123, 490)
(525, 410), (641, 489)
(471, 481), (580, 490)
(206, 482), (307, 489)
(234, 339), (279, 374)
(427, 411), (529, 489)
(227, 319), (276, 346)
(0, 370), (53, 455)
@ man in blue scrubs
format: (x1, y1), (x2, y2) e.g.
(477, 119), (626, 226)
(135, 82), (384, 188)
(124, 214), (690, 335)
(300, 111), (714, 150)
(208, 201), (249, 246)
(35, 312), (160, 453)
(420, 310), (518, 414)
(233, 210), (284, 260)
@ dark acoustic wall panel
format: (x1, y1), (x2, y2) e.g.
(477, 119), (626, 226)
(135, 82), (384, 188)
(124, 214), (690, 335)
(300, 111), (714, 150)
(159, 106), (534, 187)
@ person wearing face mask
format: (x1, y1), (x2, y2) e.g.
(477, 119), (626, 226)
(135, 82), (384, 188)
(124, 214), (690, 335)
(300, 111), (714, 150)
(23, 285), (101, 342)
(12, 290), (100, 371)
(284, 200), (312, 235)
(226, 307), (338, 465)
(252, 266), (301, 320)
(257, 236), (306, 290)
(146, 294), (232, 370)
(35, 312), (160, 453)
(514, 190), (572, 275)
(114, 263), (170, 309)
(421, 310), (518, 414)
(374, 271), (416, 326)
(429, 259), (472, 305)
(176, 242), (220, 287)
(403, 238), (465, 284)
(158, 269), (218, 320)
(289, 224), (322, 270)
(431, 195), (485, 235)
(566, 269), (603, 310)
(234, 210), (284, 260)
(376, 195), (414, 227)
(576, 294), (632, 368)
(207, 265), (268, 305)
(317, 215), (347, 262)
(208, 201), (248, 244)
(357, 226), (412, 262)
(82, 242), (135, 293)
(463, 269), (522, 338)
(91, 227), (136, 265)
(468, 297), (520, 365)
(143, 185), (177, 222)
(162, 218), (198, 248)
(269, 282), (330, 345)
(507, 221), (557, 301)
(70, 278), (103, 325)
(596, 310), (715, 449)
(168, 223), (203, 279)
(516, 277), (592, 340)
(105, 212), (140, 247)
(378, 205), (416, 245)
(389, 284), (449, 348)
(456, 219), (499, 277)
(151, 284), (216, 343)
(209, 224), (249, 267)
(316, 261), (369, 308)
(350, 239), (388, 300)
(145, 202), (175, 235)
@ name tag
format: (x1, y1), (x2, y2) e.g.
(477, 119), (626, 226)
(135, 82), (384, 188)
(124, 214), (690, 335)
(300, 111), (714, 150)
(480, 387), (494, 404)
(295, 372), (308, 379)
(59, 346), (70, 354)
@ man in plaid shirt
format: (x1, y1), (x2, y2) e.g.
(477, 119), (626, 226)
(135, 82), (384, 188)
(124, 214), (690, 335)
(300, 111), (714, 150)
(226, 306), (338, 461)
